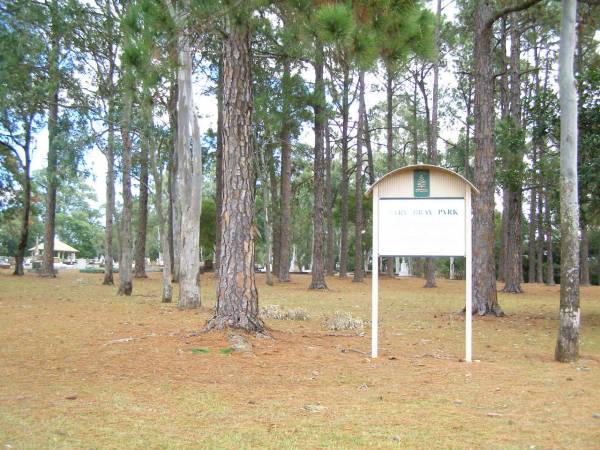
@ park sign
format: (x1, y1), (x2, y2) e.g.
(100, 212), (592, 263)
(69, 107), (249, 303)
(365, 164), (479, 362)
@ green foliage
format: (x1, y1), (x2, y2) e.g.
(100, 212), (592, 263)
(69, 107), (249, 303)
(200, 197), (217, 260)
(578, 53), (600, 222)
(314, 3), (355, 45)
(191, 348), (211, 354)
(31, 171), (104, 258)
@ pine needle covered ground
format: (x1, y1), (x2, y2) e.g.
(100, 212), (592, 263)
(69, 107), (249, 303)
(1, 269), (599, 449)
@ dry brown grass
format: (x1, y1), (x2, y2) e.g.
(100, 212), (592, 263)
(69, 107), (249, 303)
(0, 269), (599, 449)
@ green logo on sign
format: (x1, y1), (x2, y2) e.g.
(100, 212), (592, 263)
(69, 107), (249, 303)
(414, 170), (430, 197)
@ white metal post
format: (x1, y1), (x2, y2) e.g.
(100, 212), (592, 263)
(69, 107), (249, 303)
(372, 186), (379, 358)
(465, 187), (473, 363)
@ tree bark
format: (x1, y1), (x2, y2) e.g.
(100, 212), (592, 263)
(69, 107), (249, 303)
(503, 190), (523, 292)
(472, 2), (502, 315)
(206, 14), (264, 332)
(536, 186), (544, 283)
(176, 13), (201, 309)
(325, 119), (335, 276)
(353, 71), (365, 283)
(278, 58), (292, 282)
(464, 94), (471, 180)
(167, 80), (177, 280)
(424, 0), (442, 289)
(528, 37), (541, 284)
(386, 65), (394, 173)
(528, 187), (537, 283)
(503, 13), (524, 294)
(363, 110), (375, 186)
(134, 97), (150, 279)
(269, 154), (281, 277)
(13, 123), (32, 276)
(556, 0), (580, 362)
(499, 189), (508, 283)
(150, 138), (172, 303)
(309, 41), (328, 290)
(117, 92), (133, 296)
(385, 65), (395, 278)
(412, 73), (419, 165)
(339, 66), (350, 279)
(102, 17), (116, 285)
(41, 0), (60, 278)
(215, 54), (223, 275)
(259, 148), (273, 286)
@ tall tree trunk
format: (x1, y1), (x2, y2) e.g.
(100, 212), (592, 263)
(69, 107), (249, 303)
(464, 95), (471, 180)
(206, 14), (264, 332)
(503, 190), (523, 292)
(269, 157), (281, 276)
(544, 185), (555, 285)
(386, 65), (394, 172)
(498, 18), (509, 284)
(363, 110), (375, 186)
(556, 0), (579, 362)
(259, 148), (273, 286)
(385, 65), (395, 278)
(325, 119), (335, 276)
(309, 41), (328, 290)
(118, 93), (133, 296)
(503, 12), (524, 294)
(41, 0), (60, 278)
(339, 66), (350, 279)
(528, 37), (541, 284)
(103, 100), (115, 285)
(580, 224), (590, 285)
(150, 141), (172, 303)
(102, 20), (116, 285)
(134, 96), (150, 279)
(472, 3), (502, 315)
(167, 80), (177, 279)
(424, 0), (442, 289)
(353, 71), (365, 283)
(528, 187), (537, 282)
(13, 123), (32, 276)
(176, 14), (201, 309)
(499, 189), (508, 283)
(168, 78), (181, 283)
(278, 58), (292, 282)
(536, 186), (544, 283)
(412, 74), (419, 165)
(215, 55), (223, 274)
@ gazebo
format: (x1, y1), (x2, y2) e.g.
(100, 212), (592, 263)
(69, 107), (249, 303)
(29, 238), (79, 263)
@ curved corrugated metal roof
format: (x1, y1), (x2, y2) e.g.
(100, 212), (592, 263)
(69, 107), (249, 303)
(365, 164), (479, 197)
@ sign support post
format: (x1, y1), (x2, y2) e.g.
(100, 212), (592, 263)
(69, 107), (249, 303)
(465, 186), (472, 363)
(371, 186), (379, 358)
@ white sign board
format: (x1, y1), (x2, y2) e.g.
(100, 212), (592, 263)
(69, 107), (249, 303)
(378, 198), (465, 256)
(368, 165), (476, 363)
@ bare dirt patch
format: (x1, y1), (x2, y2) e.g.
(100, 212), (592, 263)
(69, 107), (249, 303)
(1, 269), (599, 449)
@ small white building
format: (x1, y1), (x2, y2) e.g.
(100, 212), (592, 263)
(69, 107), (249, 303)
(29, 238), (79, 263)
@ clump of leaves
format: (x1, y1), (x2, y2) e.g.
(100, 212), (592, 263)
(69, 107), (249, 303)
(260, 305), (310, 321)
(219, 348), (234, 355)
(314, 3), (355, 45)
(322, 312), (364, 331)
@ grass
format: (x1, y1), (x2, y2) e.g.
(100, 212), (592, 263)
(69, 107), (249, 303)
(0, 269), (599, 449)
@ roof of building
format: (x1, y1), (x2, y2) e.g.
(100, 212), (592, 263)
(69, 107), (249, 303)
(29, 238), (79, 253)
(365, 164), (479, 197)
